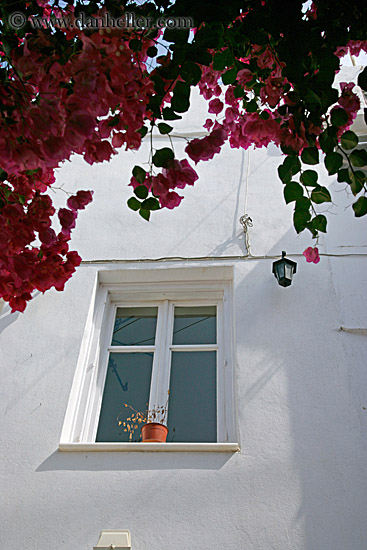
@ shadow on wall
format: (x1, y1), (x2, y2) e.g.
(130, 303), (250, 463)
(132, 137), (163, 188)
(166, 149), (248, 258)
(229, 228), (367, 550)
(36, 449), (234, 473)
(0, 303), (21, 333)
(0, 290), (43, 335)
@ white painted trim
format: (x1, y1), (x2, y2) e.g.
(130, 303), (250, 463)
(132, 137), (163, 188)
(154, 300), (171, 412)
(59, 442), (240, 452)
(59, 266), (238, 447)
(85, 292), (116, 442)
(60, 275), (106, 444)
(224, 279), (239, 443)
(107, 346), (156, 352)
(98, 266), (234, 285)
(148, 300), (168, 413)
(169, 344), (218, 352)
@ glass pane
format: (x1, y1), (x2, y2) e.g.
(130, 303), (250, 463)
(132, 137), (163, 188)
(96, 353), (153, 442)
(172, 306), (216, 345)
(167, 351), (216, 442)
(111, 307), (158, 346)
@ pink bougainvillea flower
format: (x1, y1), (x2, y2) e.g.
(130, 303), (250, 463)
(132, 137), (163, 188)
(9, 294), (31, 313)
(58, 208), (77, 235)
(255, 46), (274, 69)
(159, 191), (183, 209)
(203, 118), (214, 130)
(236, 68), (253, 87)
(208, 98), (224, 115)
(338, 82), (360, 114)
(39, 227), (58, 247)
(67, 190), (94, 211)
(303, 247), (320, 264)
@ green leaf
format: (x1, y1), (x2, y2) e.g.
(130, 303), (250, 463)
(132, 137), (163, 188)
(305, 221), (317, 239)
(278, 156), (301, 183)
(171, 93), (190, 113)
(147, 46), (158, 58)
(311, 186), (331, 204)
(330, 108), (348, 127)
(127, 197), (141, 211)
(341, 130), (358, 150)
(352, 196), (367, 217)
(278, 164), (291, 184)
(295, 197), (311, 211)
(320, 87), (339, 110)
(312, 214), (327, 233)
(134, 185), (149, 200)
(304, 89), (321, 106)
(324, 152), (343, 175)
(300, 169), (318, 187)
(280, 143), (299, 155)
(148, 95), (163, 119)
(294, 208), (311, 234)
(319, 127), (338, 154)
(319, 51), (340, 72)
(357, 66), (367, 92)
(152, 147), (174, 168)
(141, 197), (160, 211)
(132, 166), (146, 185)
(174, 81), (190, 96)
(284, 182), (304, 204)
(163, 27), (190, 44)
(222, 68), (238, 85)
(25, 169), (39, 176)
(337, 168), (351, 184)
(213, 49), (233, 71)
(301, 147), (319, 165)
(259, 111), (270, 120)
(287, 155), (301, 174)
(187, 47), (212, 66)
(162, 108), (182, 121)
(158, 123), (173, 135)
(137, 126), (148, 138)
(139, 208), (151, 221)
(350, 149), (367, 168)
(233, 86), (245, 99)
(151, 74), (166, 95)
(350, 171), (365, 195)
(245, 99), (258, 113)
(129, 38), (142, 52)
(107, 117), (121, 128)
(181, 61), (202, 86)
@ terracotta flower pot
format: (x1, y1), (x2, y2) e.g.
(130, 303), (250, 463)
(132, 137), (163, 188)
(141, 422), (168, 442)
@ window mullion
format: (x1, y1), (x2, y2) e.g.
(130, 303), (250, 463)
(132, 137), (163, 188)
(161, 302), (175, 407)
(148, 300), (170, 412)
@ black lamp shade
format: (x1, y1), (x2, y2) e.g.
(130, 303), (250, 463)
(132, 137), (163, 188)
(272, 252), (297, 287)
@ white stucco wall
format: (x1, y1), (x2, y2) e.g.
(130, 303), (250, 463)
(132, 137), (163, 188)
(1, 85), (367, 550)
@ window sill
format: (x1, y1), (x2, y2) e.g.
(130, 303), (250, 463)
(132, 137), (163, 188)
(58, 442), (240, 452)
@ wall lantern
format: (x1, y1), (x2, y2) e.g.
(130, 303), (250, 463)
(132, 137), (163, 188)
(94, 530), (131, 550)
(272, 251), (297, 287)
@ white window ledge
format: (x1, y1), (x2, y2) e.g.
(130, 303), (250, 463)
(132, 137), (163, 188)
(59, 442), (240, 452)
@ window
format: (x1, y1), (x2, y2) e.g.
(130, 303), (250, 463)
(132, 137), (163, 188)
(60, 266), (238, 451)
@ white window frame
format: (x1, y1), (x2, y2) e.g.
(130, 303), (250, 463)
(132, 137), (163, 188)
(59, 266), (239, 452)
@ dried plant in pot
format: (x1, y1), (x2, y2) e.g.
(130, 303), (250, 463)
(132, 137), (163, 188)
(118, 392), (169, 443)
